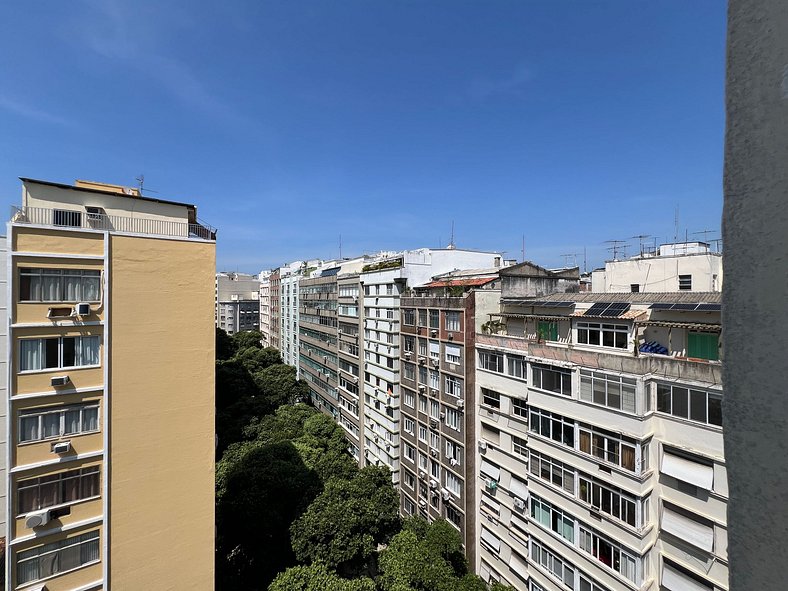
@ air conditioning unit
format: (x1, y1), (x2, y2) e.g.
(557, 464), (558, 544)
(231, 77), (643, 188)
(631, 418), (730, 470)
(448, 332), (454, 340)
(419, 499), (427, 508)
(430, 329), (438, 337)
(25, 508), (51, 528)
(429, 479), (439, 489)
(418, 385), (426, 392)
(439, 412), (445, 419)
(418, 356), (426, 365)
(478, 441), (488, 451)
(431, 359), (439, 367)
(485, 478), (498, 491)
(441, 489), (451, 500)
(52, 441), (71, 454)
(419, 470), (427, 479)
(430, 419), (438, 429)
(456, 399), (464, 409)
(74, 302), (91, 316)
(430, 448), (438, 457)
(404, 352), (412, 359)
(513, 497), (526, 511)
(450, 458), (459, 467)
(50, 376), (69, 387)
(353, 377), (359, 384)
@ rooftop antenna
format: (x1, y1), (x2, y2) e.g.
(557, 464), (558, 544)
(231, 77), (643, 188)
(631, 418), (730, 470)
(448, 221), (455, 249)
(603, 239), (628, 260)
(630, 234), (652, 255)
(521, 235), (525, 262)
(134, 173), (159, 194)
(339, 234), (342, 259)
(674, 205), (680, 242)
(560, 253), (579, 267)
(692, 229), (717, 245)
(583, 247), (587, 273)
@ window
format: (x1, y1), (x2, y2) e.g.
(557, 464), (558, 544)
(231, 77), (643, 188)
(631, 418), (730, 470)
(418, 366), (427, 384)
(445, 375), (462, 398)
(507, 354), (526, 379)
(537, 321), (559, 341)
(19, 404), (100, 443)
(445, 311), (460, 332)
(512, 398), (527, 418)
(530, 450), (575, 495)
(445, 439), (462, 466)
(446, 503), (462, 528)
(403, 363), (415, 381)
(20, 268), (101, 302)
(17, 530), (100, 585)
(429, 310), (440, 329)
(679, 274), (692, 290)
(530, 539), (574, 589)
(578, 476), (637, 527)
(512, 435), (528, 458)
(429, 341), (440, 360)
(445, 344), (461, 364)
(580, 370), (637, 413)
(687, 331), (719, 361)
(530, 494), (574, 543)
(478, 350), (504, 372)
(657, 383), (722, 426)
(445, 471), (461, 496)
(418, 394), (428, 414)
(404, 417), (415, 434)
(630, 284), (640, 293)
(18, 467), (100, 514)
(403, 336), (416, 353)
(576, 321), (628, 349)
(529, 407), (575, 447)
(578, 425), (637, 472)
(20, 336), (100, 372)
(429, 371), (440, 390)
(481, 388), (501, 409)
(403, 497), (415, 515)
(404, 390), (415, 408)
(418, 339), (427, 356)
(578, 526), (639, 583)
(532, 363), (572, 396)
(418, 309), (428, 326)
(418, 425), (428, 442)
(445, 408), (461, 431)
(403, 443), (415, 463)
(429, 400), (440, 419)
(578, 574), (613, 591)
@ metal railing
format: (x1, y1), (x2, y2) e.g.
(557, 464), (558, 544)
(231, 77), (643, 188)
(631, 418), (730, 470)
(10, 206), (216, 241)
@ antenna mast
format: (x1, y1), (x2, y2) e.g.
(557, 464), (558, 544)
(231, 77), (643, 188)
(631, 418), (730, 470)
(603, 239), (628, 260)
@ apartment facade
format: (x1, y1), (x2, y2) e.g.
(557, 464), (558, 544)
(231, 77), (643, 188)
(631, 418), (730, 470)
(269, 269), (281, 350)
(6, 178), (216, 590)
(398, 270), (502, 569)
(259, 271), (271, 347)
(592, 241), (723, 294)
(473, 287), (726, 591)
(215, 272), (259, 335)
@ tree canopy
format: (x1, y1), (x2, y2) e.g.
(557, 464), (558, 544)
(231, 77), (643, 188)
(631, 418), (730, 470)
(232, 329), (264, 351)
(268, 562), (376, 591)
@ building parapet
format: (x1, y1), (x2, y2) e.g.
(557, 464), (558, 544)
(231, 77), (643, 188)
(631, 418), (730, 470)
(401, 296), (466, 309)
(11, 205), (216, 241)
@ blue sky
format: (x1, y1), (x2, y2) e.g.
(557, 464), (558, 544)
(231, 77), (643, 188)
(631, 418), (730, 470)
(0, 1), (726, 273)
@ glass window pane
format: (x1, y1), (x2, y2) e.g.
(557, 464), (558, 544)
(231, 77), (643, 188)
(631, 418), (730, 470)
(672, 387), (689, 418)
(18, 485), (40, 513)
(20, 416), (40, 442)
(64, 410), (81, 434)
(62, 337), (76, 367)
(690, 390), (708, 423)
(42, 413), (61, 438)
(82, 274), (101, 301)
(44, 338), (59, 369)
(708, 395), (723, 426)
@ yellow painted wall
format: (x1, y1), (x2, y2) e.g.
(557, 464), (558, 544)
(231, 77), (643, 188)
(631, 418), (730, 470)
(108, 235), (215, 590)
(13, 227), (104, 256)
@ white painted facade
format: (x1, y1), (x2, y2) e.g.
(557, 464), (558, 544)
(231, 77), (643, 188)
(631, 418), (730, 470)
(360, 248), (503, 484)
(215, 272), (260, 334)
(259, 271), (271, 347)
(592, 242), (722, 293)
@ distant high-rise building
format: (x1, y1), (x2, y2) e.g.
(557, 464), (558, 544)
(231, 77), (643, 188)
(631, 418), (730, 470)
(5, 178), (216, 590)
(259, 271), (272, 347)
(215, 272), (260, 335)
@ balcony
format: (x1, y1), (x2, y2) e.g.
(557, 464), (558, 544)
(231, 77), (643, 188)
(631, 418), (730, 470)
(11, 205), (216, 241)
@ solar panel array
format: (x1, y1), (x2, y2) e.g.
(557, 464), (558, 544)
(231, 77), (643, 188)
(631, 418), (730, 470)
(525, 301), (575, 308)
(649, 302), (721, 312)
(583, 302), (631, 317)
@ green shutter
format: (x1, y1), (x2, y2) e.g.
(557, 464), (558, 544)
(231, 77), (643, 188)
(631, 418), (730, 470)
(538, 321), (559, 341)
(688, 332), (719, 360)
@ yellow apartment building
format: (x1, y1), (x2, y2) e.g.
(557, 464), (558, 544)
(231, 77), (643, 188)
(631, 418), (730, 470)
(5, 178), (216, 590)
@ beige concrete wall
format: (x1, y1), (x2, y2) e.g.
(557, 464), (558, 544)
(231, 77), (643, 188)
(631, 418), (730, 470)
(13, 227), (104, 256)
(108, 234), (215, 590)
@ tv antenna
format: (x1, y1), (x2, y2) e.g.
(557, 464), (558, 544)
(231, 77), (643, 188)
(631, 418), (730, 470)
(630, 234), (652, 255)
(560, 253), (580, 267)
(692, 229), (717, 244)
(603, 239), (628, 260)
(448, 221), (455, 249)
(134, 174), (159, 194)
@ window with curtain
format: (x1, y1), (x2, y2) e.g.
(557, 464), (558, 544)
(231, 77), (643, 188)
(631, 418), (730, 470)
(16, 530), (100, 585)
(19, 404), (100, 443)
(19, 268), (101, 302)
(19, 336), (100, 372)
(18, 467), (100, 514)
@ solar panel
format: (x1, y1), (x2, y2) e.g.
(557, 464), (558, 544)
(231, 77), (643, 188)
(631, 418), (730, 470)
(585, 302), (612, 316)
(649, 303), (674, 310)
(527, 301), (548, 307)
(671, 303), (698, 311)
(553, 301), (575, 308)
(696, 303), (722, 311)
(598, 302), (631, 317)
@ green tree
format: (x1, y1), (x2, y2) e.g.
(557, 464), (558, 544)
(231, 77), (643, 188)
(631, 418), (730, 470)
(216, 327), (235, 360)
(268, 562), (375, 591)
(243, 403), (318, 444)
(253, 364), (310, 409)
(232, 329), (263, 351)
(216, 441), (322, 589)
(290, 466), (400, 576)
(293, 413), (359, 482)
(235, 346), (282, 374)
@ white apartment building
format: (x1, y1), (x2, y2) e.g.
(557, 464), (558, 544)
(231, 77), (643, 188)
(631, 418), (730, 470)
(280, 260), (324, 372)
(473, 290), (726, 591)
(592, 241), (722, 294)
(360, 248), (503, 485)
(216, 271), (260, 334)
(259, 270), (271, 347)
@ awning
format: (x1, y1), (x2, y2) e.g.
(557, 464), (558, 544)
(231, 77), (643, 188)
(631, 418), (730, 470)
(638, 320), (721, 332)
(509, 551), (529, 580)
(662, 562), (712, 591)
(480, 527), (501, 553)
(661, 452), (714, 490)
(510, 476), (528, 500)
(661, 506), (715, 551)
(480, 460), (501, 481)
(491, 312), (569, 321)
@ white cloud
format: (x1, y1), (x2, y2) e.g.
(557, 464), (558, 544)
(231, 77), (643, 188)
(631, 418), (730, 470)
(0, 95), (75, 127)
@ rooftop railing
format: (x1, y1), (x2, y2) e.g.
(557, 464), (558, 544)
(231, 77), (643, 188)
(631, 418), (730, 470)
(10, 205), (216, 241)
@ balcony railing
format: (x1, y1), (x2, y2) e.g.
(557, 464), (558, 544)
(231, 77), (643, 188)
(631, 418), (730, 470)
(11, 205), (216, 241)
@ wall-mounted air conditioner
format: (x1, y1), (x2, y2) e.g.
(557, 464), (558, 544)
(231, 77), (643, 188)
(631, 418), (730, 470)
(419, 500), (427, 508)
(75, 302), (91, 316)
(418, 385), (426, 392)
(52, 441), (71, 454)
(513, 497), (526, 511)
(418, 470), (427, 479)
(450, 458), (459, 467)
(404, 352), (412, 359)
(430, 329), (438, 337)
(478, 441), (487, 451)
(418, 356), (426, 365)
(430, 448), (438, 457)
(25, 508), (51, 528)
(429, 479), (438, 489)
(50, 376), (69, 387)
(441, 489), (451, 501)
(456, 399), (464, 409)
(431, 359), (439, 367)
